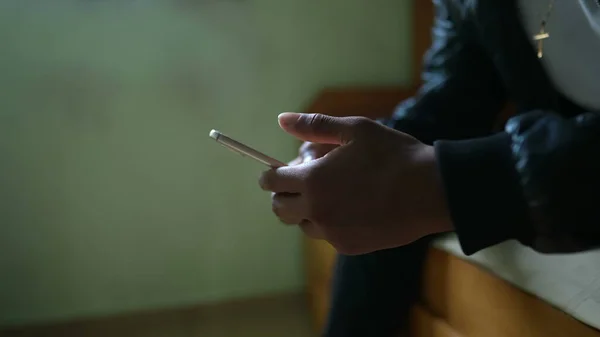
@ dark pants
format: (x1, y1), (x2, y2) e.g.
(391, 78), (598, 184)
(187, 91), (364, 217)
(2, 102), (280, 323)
(322, 237), (432, 337)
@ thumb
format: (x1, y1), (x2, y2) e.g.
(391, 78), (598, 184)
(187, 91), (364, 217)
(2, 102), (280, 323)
(278, 112), (356, 145)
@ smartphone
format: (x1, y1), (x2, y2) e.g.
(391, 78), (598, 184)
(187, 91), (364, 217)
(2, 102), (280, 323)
(209, 129), (286, 168)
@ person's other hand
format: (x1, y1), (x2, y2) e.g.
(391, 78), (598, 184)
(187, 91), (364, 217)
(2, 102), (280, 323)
(288, 142), (338, 166)
(260, 113), (452, 255)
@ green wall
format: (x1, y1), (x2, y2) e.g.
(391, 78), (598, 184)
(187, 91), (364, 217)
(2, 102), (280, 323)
(0, 0), (413, 326)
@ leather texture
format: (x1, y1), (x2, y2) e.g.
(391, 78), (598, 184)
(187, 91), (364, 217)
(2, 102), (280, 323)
(381, 0), (600, 254)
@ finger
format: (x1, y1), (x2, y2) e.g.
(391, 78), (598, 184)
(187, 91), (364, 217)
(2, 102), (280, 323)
(288, 157), (303, 166)
(299, 142), (317, 162)
(272, 193), (308, 225)
(278, 113), (362, 145)
(302, 143), (339, 162)
(259, 166), (306, 193)
(299, 220), (326, 239)
(299, 141), (313, 154)
(302, 153), (315, 163)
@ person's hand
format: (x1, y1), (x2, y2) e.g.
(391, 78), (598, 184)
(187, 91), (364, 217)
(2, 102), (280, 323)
(259, 113), (453, 255)
(288, 142), (338, 166)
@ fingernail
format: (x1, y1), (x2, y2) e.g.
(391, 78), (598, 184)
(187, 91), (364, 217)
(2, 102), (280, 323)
(278, 112), (301, 127)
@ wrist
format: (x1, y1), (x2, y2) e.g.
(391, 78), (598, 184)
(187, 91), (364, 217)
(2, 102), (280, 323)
(417, 145), (454, 234)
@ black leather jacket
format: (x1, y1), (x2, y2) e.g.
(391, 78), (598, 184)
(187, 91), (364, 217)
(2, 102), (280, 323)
(383, 0), (600, 255)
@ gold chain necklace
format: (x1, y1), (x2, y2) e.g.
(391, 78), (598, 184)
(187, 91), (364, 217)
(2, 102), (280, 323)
(532, 0), (556, 59)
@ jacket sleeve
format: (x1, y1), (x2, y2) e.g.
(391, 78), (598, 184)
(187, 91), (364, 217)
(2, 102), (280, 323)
(436, 111), (600, 255)
(385, 0), (600, 255)
(380, 0), (508, 144)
